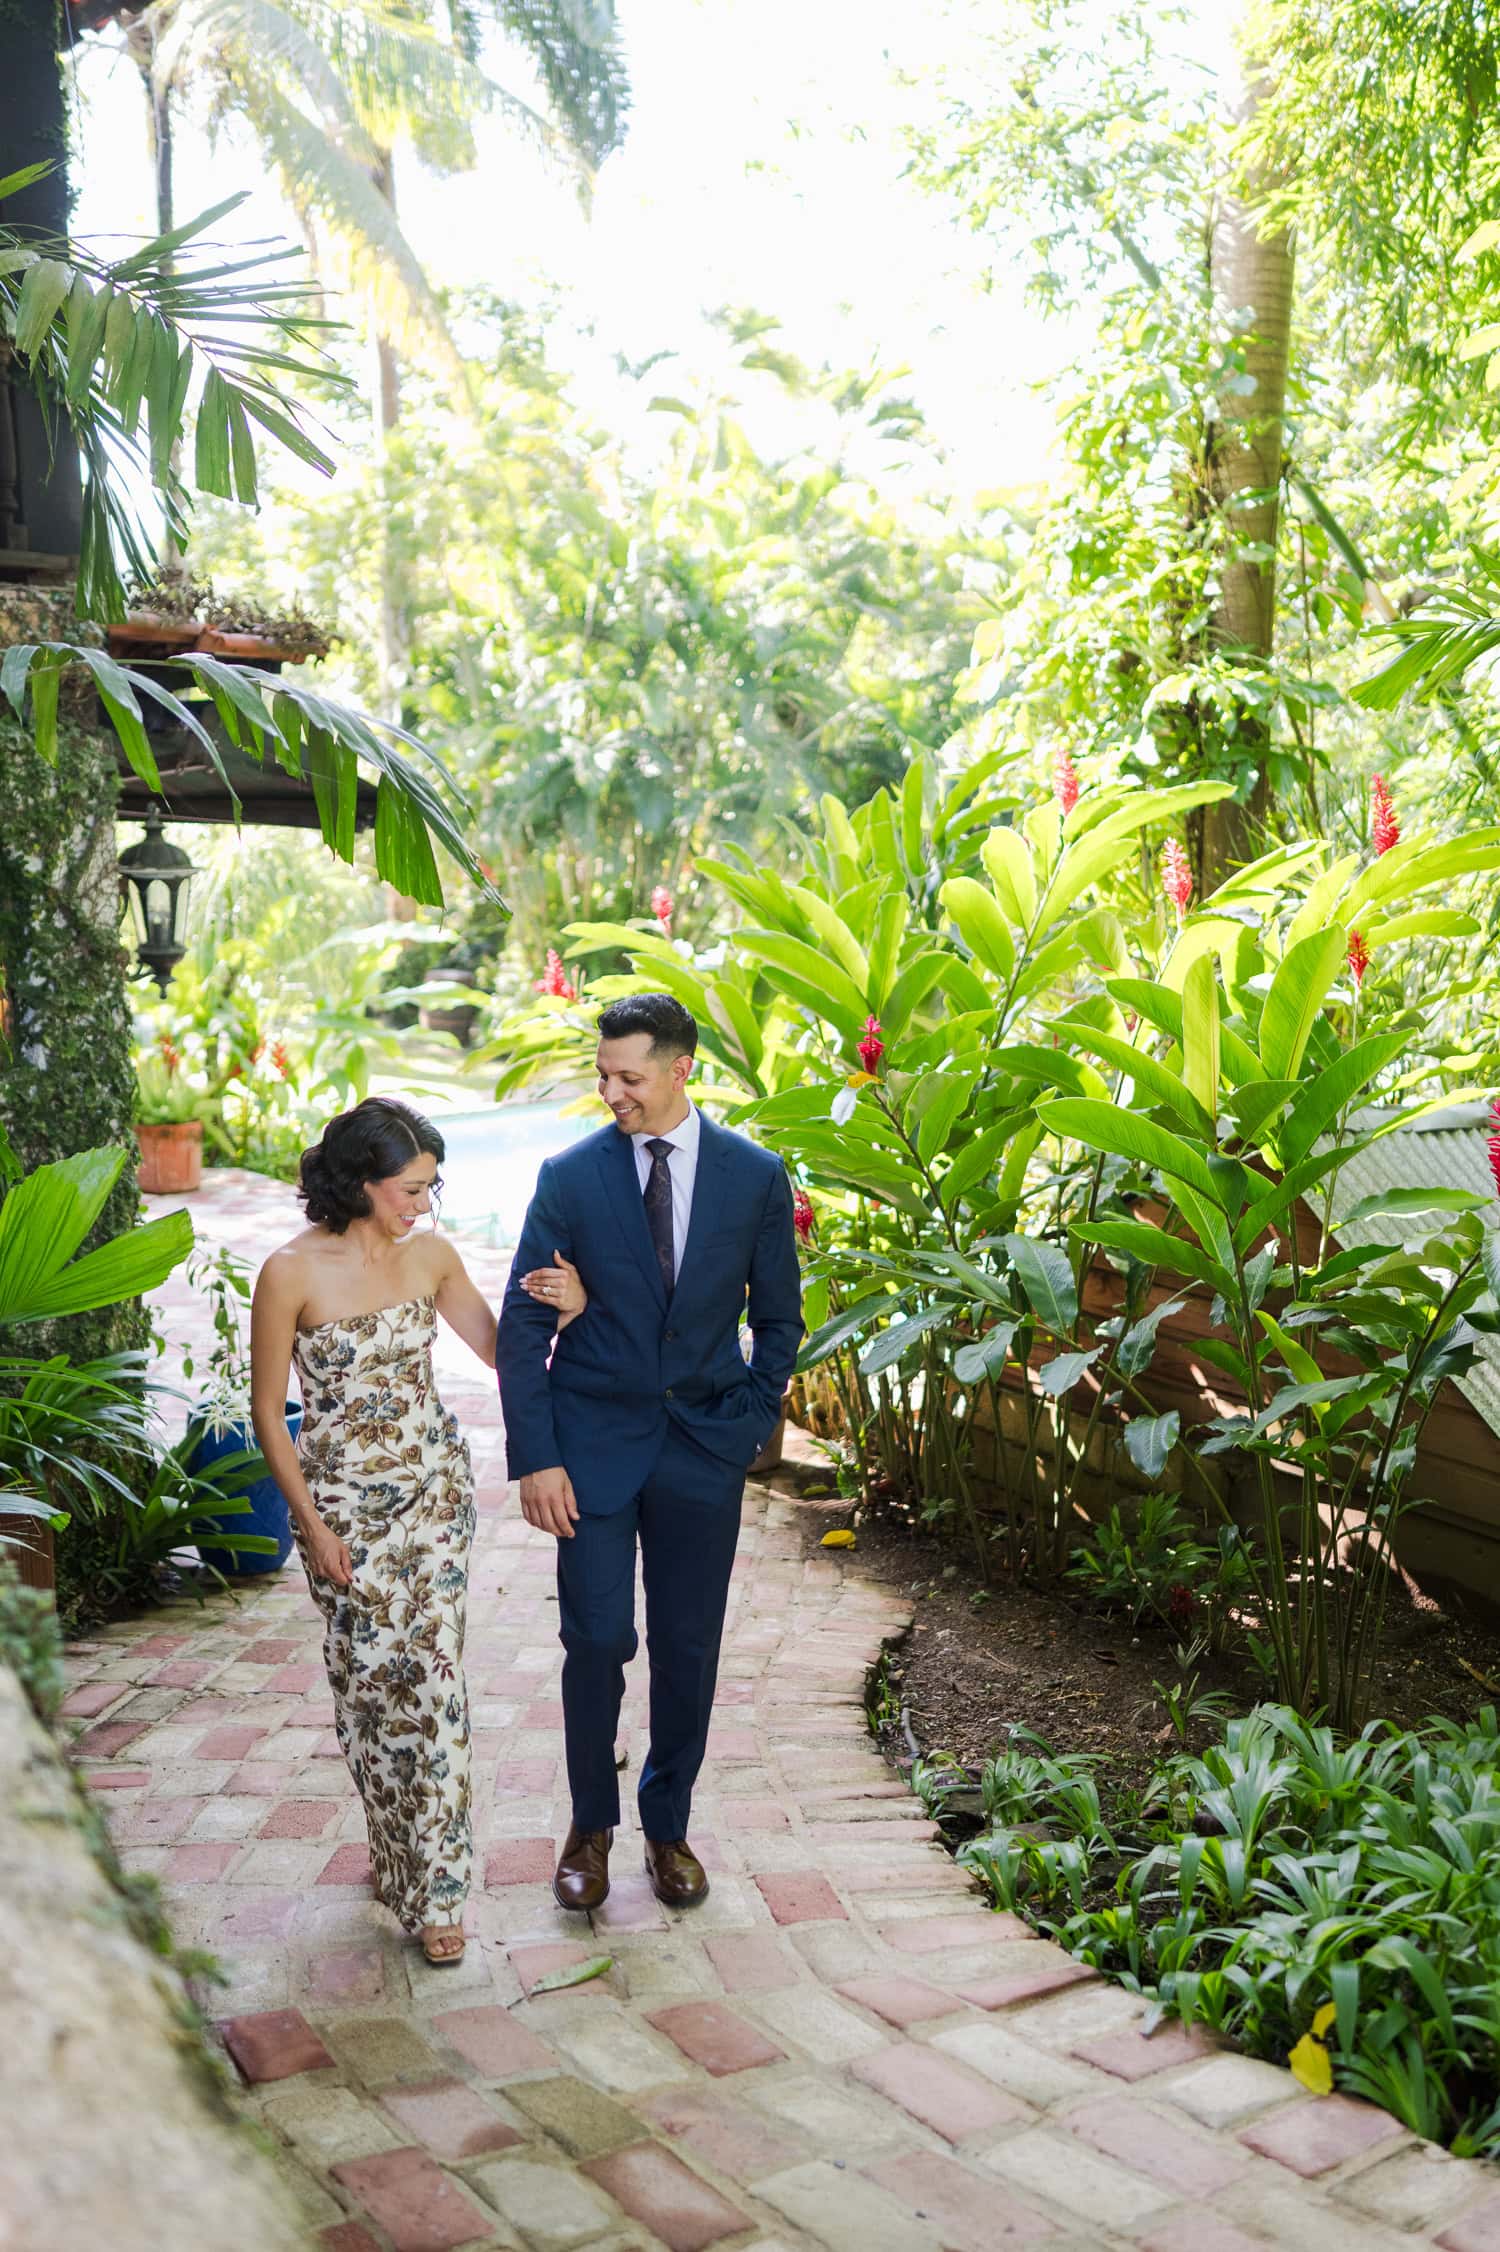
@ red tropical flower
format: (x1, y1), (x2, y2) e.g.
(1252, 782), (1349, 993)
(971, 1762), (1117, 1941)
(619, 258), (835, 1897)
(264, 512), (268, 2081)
(1053, 748), (1080, 816)
(792, 1188), (816, 1243)
(1160, 838), (1194, 918)
(857, 1016), (885, 1074)
(650, 884), (674, 934)
(535, 948), (578, 1001)
(270, 1038), (292, 1079)
(1347, 929), (1371, 987)
(1488, 1098), (1500, 1201)
(1166, 1582), (1197, 1628)
(1372, 774), (1400, 857)
(157, 1033), (181, 1076)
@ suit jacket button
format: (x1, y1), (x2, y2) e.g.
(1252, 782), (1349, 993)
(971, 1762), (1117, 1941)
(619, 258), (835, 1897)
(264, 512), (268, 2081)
(664, 1329), (676, 1341)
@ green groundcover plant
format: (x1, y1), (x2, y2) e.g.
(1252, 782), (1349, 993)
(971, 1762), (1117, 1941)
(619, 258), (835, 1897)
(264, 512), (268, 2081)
(945, 1706), (1500, 2155)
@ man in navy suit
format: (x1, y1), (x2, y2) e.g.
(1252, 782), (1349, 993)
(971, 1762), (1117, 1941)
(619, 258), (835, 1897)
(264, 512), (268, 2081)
(496, 993), (803, 1911)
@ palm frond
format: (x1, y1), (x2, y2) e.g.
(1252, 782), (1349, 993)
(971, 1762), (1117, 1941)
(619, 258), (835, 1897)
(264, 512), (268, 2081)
(1354, 576), (1500, 710)
(239, 83), (468, 382)
(2, 640), (503, 913)
(488, 0), (630, 171)
(0, 188), (347, 618)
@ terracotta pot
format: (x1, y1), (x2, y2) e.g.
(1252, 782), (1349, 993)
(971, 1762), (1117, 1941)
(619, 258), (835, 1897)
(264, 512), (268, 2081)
(135, 1120), (203, 1195)
(194, 627), (295, 662)
(106, 615), (203, 658)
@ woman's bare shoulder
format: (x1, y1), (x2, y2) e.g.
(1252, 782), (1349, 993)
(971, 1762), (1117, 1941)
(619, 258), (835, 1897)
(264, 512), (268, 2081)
(256, 1232), (326, 1304)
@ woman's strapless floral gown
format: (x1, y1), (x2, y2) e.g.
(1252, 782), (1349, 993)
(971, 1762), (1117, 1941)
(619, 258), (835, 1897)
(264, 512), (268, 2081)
(292, 1295), (475, 1933)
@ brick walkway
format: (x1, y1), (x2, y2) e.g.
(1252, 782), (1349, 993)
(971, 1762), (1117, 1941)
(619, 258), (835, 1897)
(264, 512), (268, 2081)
(60, 1172), (1500, 2250)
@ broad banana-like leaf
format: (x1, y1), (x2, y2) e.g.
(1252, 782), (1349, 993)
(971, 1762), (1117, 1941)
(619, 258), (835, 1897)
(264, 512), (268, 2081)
(1180, 953), (1221, 1132)
(1257, 926), (1347, 1083)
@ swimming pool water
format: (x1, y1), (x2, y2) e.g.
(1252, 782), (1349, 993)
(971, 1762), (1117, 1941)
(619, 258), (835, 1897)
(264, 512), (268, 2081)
(433, 1100), (598, 1246)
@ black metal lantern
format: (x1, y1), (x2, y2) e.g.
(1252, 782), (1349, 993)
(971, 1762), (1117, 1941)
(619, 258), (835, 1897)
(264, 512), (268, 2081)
(118, 809), (196, 994)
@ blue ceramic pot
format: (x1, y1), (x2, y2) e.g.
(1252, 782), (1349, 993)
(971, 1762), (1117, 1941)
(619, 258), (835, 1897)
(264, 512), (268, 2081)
(190, 1401), (302, 1576)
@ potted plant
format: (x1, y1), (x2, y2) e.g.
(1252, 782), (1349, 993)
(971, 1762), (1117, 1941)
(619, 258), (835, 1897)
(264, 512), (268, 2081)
(180, 1245), (301, 1576)
(133, 1037), (220, 1194)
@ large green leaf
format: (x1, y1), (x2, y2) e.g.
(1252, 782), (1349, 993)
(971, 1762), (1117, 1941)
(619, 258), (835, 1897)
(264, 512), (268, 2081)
(980, 827), (1037, 927)
(786, 885), (869, 993)
(860, 1305), (952, 1376)
(1276, 1033), (1413, 1167)
(1337, 831), (1500, 926)
(1003, 1234), (1078, 1332)
(1035, 1098), (1222, 1206)
(1072, 1218), (1228, 1292)
(735, 929), (868, 1037)
(0, 1148), (125, 1307)
(0, 1148), (193, 1326)
(1105, 979), (1262, 1087)
(953, 1320), (1019, 1384)
(1180, 952), (1221, 1130)
(797, 1287), (901, 1371)
(881, 951), (950, 1041)
(1057, 1026), (1213, 1136)
(1257, 925), (1347, 1084)
(1123, 1410), (1180, 1481)
(939, 876), (1014, 981)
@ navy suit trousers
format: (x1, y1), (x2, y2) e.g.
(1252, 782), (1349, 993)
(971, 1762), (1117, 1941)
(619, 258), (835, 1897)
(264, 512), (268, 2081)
(555, 1423), (744, 1839)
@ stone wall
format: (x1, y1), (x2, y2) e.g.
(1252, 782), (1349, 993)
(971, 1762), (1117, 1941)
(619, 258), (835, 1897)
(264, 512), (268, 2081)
(0, 1657), (308, 2252)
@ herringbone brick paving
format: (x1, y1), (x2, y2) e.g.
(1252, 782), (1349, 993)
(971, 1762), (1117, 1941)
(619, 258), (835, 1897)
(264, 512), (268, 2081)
(59, 1172), (1500, 2248)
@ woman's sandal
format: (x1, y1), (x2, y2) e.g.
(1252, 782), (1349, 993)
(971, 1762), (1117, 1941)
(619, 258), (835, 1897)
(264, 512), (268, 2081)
(421, 1925), (466, 1965)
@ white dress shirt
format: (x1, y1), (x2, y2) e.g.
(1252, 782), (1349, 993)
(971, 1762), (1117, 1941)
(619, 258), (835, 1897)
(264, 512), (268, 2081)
(630, 1101), (700, 1284)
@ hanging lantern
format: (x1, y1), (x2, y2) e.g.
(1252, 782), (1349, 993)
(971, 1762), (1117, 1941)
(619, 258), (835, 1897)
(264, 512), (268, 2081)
(117, 809), (195, 994)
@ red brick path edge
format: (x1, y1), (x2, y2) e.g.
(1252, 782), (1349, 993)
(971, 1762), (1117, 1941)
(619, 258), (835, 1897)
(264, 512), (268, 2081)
(56, 1169), (1500, 2250)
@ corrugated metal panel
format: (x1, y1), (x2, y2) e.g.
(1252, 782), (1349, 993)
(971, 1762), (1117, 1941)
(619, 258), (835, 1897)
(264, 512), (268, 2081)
(1329, 1112), (1500, 1436)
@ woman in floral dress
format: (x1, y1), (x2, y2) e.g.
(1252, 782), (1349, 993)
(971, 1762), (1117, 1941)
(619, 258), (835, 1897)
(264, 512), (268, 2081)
(250, 1096), (583, 1963)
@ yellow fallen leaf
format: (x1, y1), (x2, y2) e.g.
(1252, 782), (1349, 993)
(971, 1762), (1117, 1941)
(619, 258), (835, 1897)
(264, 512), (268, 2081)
(1311, 2002), (1337, 2039)
(1289, 2030), (1334, 2096)
(821, 1528), (857, 1548)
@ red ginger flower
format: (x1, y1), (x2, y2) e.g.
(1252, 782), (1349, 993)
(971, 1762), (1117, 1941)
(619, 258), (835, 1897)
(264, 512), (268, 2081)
(535, 948), (578, 1001)
(270, 1037), (292, 1078)
(1488, 1098), (1500, 1201)
(1372, 774), (1400, 857)
(1167, 1583), (1197, 1627)
(793, 1188), (816, 1243)
(157, 1033), (181, 1075)
(1053, 748), (1080, 816)
(650, 884), (674, 933)
(1347, 930), (1371, 987)
(1160, 838), (1194, 918)
(857, 1015), (885, 1074)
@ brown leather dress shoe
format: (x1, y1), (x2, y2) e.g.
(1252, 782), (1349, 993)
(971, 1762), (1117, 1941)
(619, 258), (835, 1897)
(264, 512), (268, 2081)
(644, 1836), (709, 1908)
(553, 1823), (612, 1911)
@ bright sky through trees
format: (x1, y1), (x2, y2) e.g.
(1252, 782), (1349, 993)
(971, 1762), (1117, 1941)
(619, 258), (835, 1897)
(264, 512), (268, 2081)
(62, 0), (1201, 494)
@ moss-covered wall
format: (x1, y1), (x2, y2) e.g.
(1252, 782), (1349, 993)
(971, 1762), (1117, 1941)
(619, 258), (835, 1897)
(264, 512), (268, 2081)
(0, 593), (142, 1365)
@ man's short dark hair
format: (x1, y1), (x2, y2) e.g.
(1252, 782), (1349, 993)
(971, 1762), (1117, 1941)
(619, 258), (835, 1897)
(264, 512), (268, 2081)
(596, 993), (699, 1059)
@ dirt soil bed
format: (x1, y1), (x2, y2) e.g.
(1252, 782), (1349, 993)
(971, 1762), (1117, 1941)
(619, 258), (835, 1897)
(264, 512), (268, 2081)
(786, 1487), (1500, 1791)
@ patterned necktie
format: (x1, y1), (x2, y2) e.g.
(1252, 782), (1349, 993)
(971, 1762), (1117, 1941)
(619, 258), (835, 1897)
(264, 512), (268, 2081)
(643, 1138), (675, 1295)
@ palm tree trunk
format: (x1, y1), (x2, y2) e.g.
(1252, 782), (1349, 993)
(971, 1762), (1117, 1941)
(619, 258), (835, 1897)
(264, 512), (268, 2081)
(126, 13), (185, 573)
(369, 147), (408, 736)
(1193, 50), (1296, 892)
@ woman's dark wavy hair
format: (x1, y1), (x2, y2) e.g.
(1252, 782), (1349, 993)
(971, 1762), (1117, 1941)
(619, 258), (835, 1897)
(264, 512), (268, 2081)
(297, 1097), (445, 1235)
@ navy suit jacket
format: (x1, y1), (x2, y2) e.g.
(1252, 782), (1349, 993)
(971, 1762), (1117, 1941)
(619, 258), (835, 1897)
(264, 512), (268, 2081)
(496, 1114), (804, 1514)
